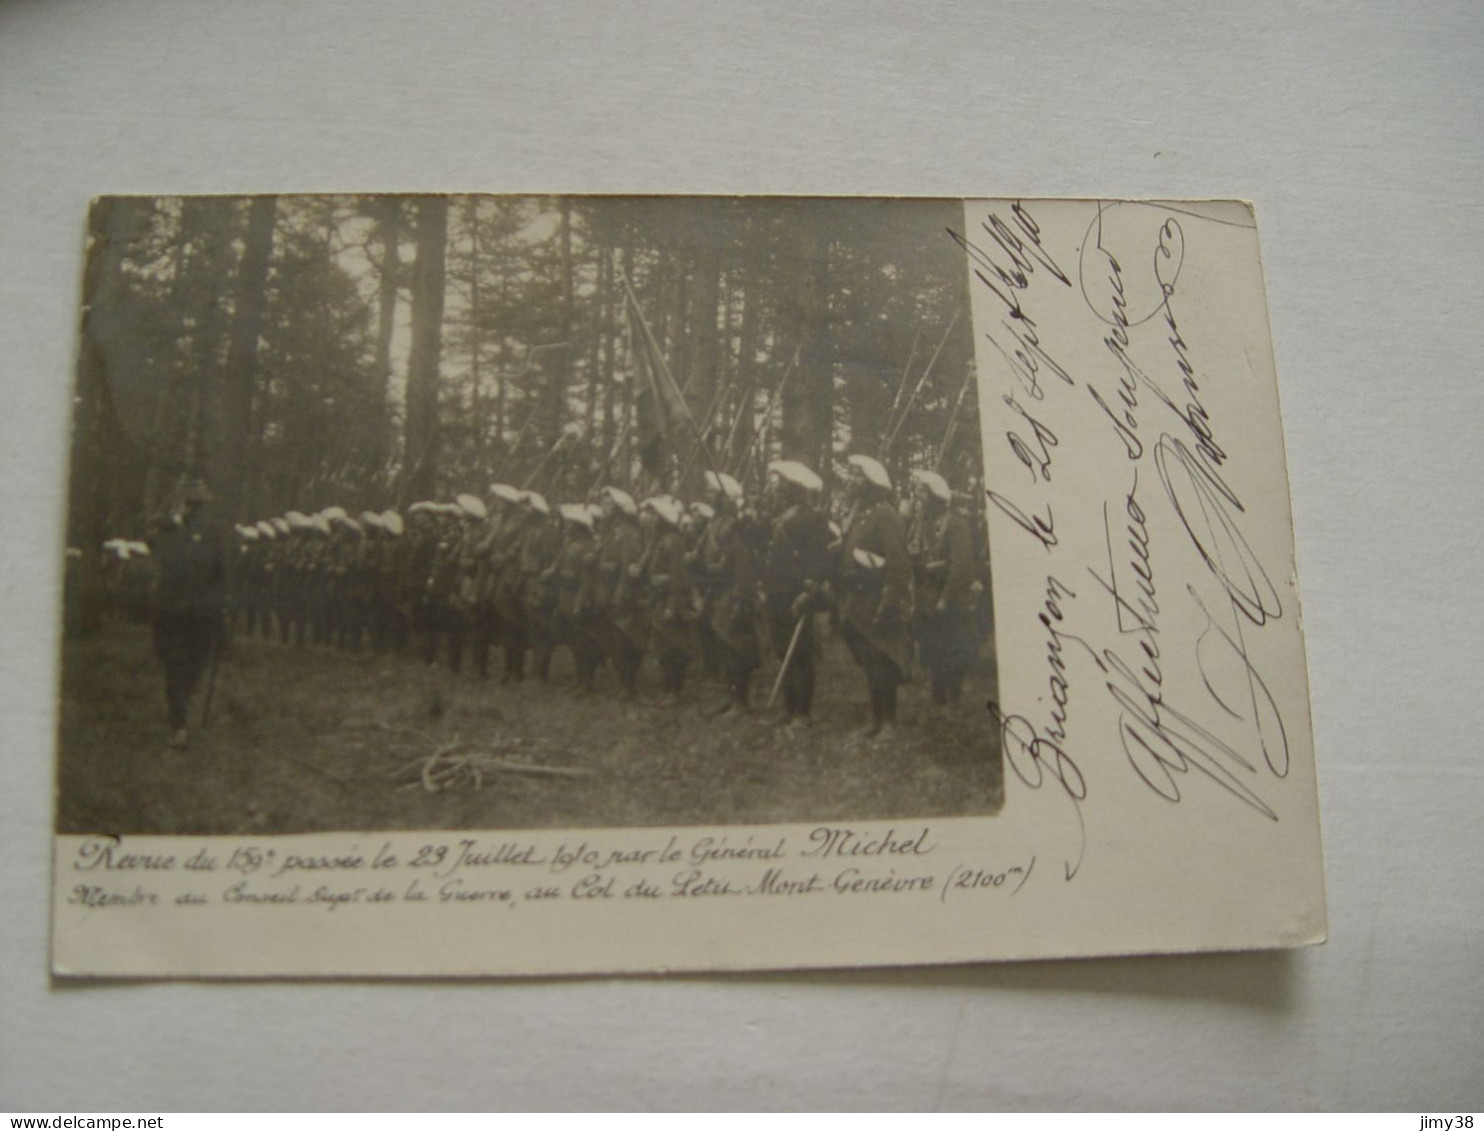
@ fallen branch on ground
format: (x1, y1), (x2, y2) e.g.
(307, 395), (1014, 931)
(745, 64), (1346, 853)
(385, 737), (595, 793)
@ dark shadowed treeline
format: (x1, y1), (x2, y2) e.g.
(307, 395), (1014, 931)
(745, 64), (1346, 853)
(66, 195), (977, 625)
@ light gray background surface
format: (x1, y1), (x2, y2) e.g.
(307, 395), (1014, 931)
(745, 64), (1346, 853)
(2, 0), (1480, 1112)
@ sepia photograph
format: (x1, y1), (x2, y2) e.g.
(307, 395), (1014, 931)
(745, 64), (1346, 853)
(57, 194), (1004, 838)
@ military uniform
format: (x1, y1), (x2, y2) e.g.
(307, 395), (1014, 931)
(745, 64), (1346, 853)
(557, 524), (603, 692)
(517, 511), (563, 681)
(839, 495), (914, 734)
(149, 503), (226, 744)
(592, 511), (647, 697)
(762, 498), (834, 724)
(644, 507), (697, 703)
(701, 505), (763, 713)
(916, 503), (979, 705)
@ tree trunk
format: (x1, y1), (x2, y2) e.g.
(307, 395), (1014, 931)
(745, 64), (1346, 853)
(207, 195), (276, 524)
(68, 197), (144, 633)
(369, 198), (401, 478)
(547, 196), (575, 449)
(599, 245), (617, 457)
(465, 198), (485, 451)
(403, 196), (449, 505)
(781, 204), (833, 479)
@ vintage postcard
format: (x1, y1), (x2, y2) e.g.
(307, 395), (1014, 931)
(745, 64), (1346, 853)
(51, 195), (1324, 977)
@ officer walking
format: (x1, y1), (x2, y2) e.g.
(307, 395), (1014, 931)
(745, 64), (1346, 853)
(148, 479), (227, 748)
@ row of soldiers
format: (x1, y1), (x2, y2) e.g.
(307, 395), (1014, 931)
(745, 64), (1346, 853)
(218, 456), (991, 738)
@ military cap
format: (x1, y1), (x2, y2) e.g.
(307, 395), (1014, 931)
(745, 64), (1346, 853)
(704, 470), (743, 501)
(768, 459), (823, 492)
(488, 482), (524, 505)
(456, 493), (488, 519)
(847, 454), (892, 492)
(523, 491), (551, 516)
(602, 486), (637, 516)
(256, 520), (278, 539)
(643, 495), (683, 527)
(380, 510), (405, 536)
(911, 469), (951, 503)
(559, 503), (595, 529)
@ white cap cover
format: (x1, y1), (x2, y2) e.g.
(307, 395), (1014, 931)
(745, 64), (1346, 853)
(644, 495), (683, 526)
(559, 503), (594, 528)
(704, 470), (744, 500)
(456, 493), (488, 519)
(848, 454), (892, 492)
(602, 486), (637, 516)
(768, 459), (824, 492)
(911, 469), (951, 503)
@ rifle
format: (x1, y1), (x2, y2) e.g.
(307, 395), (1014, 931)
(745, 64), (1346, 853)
(731, 346), (801, 481)
(766, 613), (809, 709)
(935, 364), (977, 470)
(676, 377), (734, 487)
(880, 328), (922, 446)
(882, 311), (960, 456)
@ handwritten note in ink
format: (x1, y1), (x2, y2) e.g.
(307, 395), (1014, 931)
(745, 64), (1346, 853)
(964, 199), (1323, 955)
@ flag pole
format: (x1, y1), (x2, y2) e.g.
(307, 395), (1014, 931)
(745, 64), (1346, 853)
(618, 273), (725, 484)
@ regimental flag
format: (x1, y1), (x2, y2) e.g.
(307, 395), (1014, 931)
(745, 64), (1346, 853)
(627, 298), (697, 480)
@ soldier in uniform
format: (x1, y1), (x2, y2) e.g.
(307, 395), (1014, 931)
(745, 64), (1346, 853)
(553, 502), (603, 693)
(284, 511), (317, 645)
(685, 498), (721, 683)
(642, 495), (696, 706)
(320, 508), (357, 650)
(592, 486), (647, 699)
(761, 460), (834, 731)
(362, 510), (390, 652)
(229, 524), (260, 635)
(514, 492), (562, 682)
(403, 504), (441, 657)
(304, 513), (334, 646)
(914, 480), (982, 707)
(482, 485), (532, 683)
(699, 471), (762, 717)
(441, 494), (485, 675)
(420, 504), (460, 668)
(837, 454), (914, 739)
(148, 480), (227, 748)
(468, 484), (520, 680)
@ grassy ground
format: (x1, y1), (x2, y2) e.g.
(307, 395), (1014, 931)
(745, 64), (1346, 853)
(55, 619), (1003, 835)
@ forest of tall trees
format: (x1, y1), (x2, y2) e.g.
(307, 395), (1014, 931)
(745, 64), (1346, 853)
(67, 194), (978, 551)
